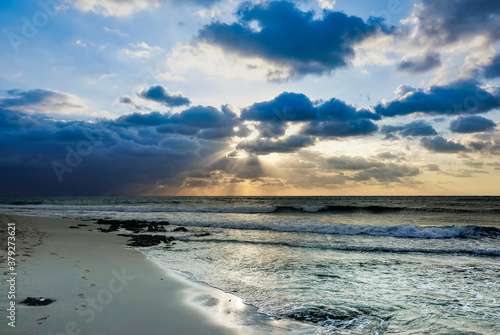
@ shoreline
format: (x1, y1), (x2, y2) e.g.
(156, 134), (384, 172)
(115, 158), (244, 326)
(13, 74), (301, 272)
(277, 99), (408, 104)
(0, 214), (312, 334)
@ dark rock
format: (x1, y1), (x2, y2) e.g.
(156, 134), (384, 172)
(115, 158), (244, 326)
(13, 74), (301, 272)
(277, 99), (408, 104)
(173, 227), (188, 232)
(96, 219), (169, 234)
(125, 235), (175, 247)
(283, 306), (362, 324)
(194, 232), (211, 237)
(21, 297), (56, 306)
(69, 226), (80, 229)
(147, 222), (167, 232)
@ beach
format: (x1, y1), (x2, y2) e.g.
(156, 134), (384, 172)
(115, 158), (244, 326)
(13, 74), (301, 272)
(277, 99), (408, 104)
(0, 213), (309, 335)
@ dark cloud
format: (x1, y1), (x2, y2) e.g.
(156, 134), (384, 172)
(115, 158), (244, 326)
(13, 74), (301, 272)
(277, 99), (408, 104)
(450, 116), (496, 133)
(302, 119), (378, 138)
(138, 85), (190, 107)
(328, 155), (420, 182)
(426, 164), (440, 171)
(381, 120), (437, 137)
(241, 92), (379, 139)
(118, 96), (141, 109)
(197, 1), (388, 79)
(328, 156), (384, 170)
(0, 89), (85, 114)
(421, 136), (467, 153)
(397, 53), (441, 73)
(464, 160), (484, 168)
(116, 105), (240, 140)
(374, 79), (500, 117)
(0, 103), (235, 195)
(375, 152), (401, 160)
(236, 135), (316, 155)
(466, 133), (500, 155)
(482, 54), (500, 79)
(351, 164), (420, 182)
(410, 0), (500, 45)
(1, 89), (61, 108)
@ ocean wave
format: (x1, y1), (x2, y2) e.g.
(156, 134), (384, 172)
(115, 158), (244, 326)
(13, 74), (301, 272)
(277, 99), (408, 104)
(7, 201), (45, 205)
(0, 204), (279, 213)
(179, 238), (500, 256)
(2, 203), (497, 214)
(0, 201), (500, 214)
(173, 222), (500, 239)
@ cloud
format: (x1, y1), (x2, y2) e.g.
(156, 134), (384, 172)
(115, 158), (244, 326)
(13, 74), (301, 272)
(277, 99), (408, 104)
(117, 105), (241, 140)
(241, 92), (379, 139)
(104, 27), (129, 37)
(327, 155), (420, 182)
(121, 42), (162, 58)
(421, 136), (467, 153)
(482, 54), (500, 79)
(450, 116), (497, 133)
(74, 0), (160, 17)
(351, 164), (420, 182)
(240, 92), (316, 122)
(397, 53), (441, 73)
(74, 0), (219, 17)
(375, 152), (402, 160)
(466, 132), (500, 155)
(0, 105), (232, 195)
(236, 135), (316, 155)
(118, 96), (141, 109)
(328, 155), (383, 170)
(381, 120), (437, 137)
(302, 119), (378, 138)
(196, 1), (388, 79)
(0, 89), (87, 116)
(374, 79), (500, 117)
(137, 85), (190, 107)
(408, 0), (500, 46)
(426, 164), (440, 171)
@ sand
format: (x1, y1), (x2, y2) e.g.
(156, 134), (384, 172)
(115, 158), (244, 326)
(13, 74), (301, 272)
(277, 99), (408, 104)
(0, 214), (313, 335)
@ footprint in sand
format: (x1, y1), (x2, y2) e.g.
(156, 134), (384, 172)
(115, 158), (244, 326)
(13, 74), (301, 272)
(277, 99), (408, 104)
(36, 315), (49, 324)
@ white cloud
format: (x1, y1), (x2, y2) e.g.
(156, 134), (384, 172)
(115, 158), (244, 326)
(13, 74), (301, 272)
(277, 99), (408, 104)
(73, 0), (160, 17)
(104, 27), (129, 37)
(157, 72), (187, 82)
(318, 0), (335, 10)
(352, 34), (397, 67)
(165, 43), (289, 81)
(75, 40), (87, 47)
(121, 42), (162, 58)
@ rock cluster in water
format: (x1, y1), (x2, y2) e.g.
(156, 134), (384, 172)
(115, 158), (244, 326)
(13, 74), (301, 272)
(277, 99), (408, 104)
(21, 297), (56, 306)
(96, 219), (169, 233)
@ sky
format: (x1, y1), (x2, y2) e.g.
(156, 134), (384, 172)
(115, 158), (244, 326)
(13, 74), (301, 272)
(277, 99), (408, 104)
(0, 0), (499, 196)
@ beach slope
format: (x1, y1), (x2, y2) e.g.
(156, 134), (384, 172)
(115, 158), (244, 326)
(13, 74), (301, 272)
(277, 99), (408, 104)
(0, 214), (236, 335)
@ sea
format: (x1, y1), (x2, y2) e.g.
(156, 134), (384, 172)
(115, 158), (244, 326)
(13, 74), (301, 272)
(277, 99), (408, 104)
(1, 196), (499, 334)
